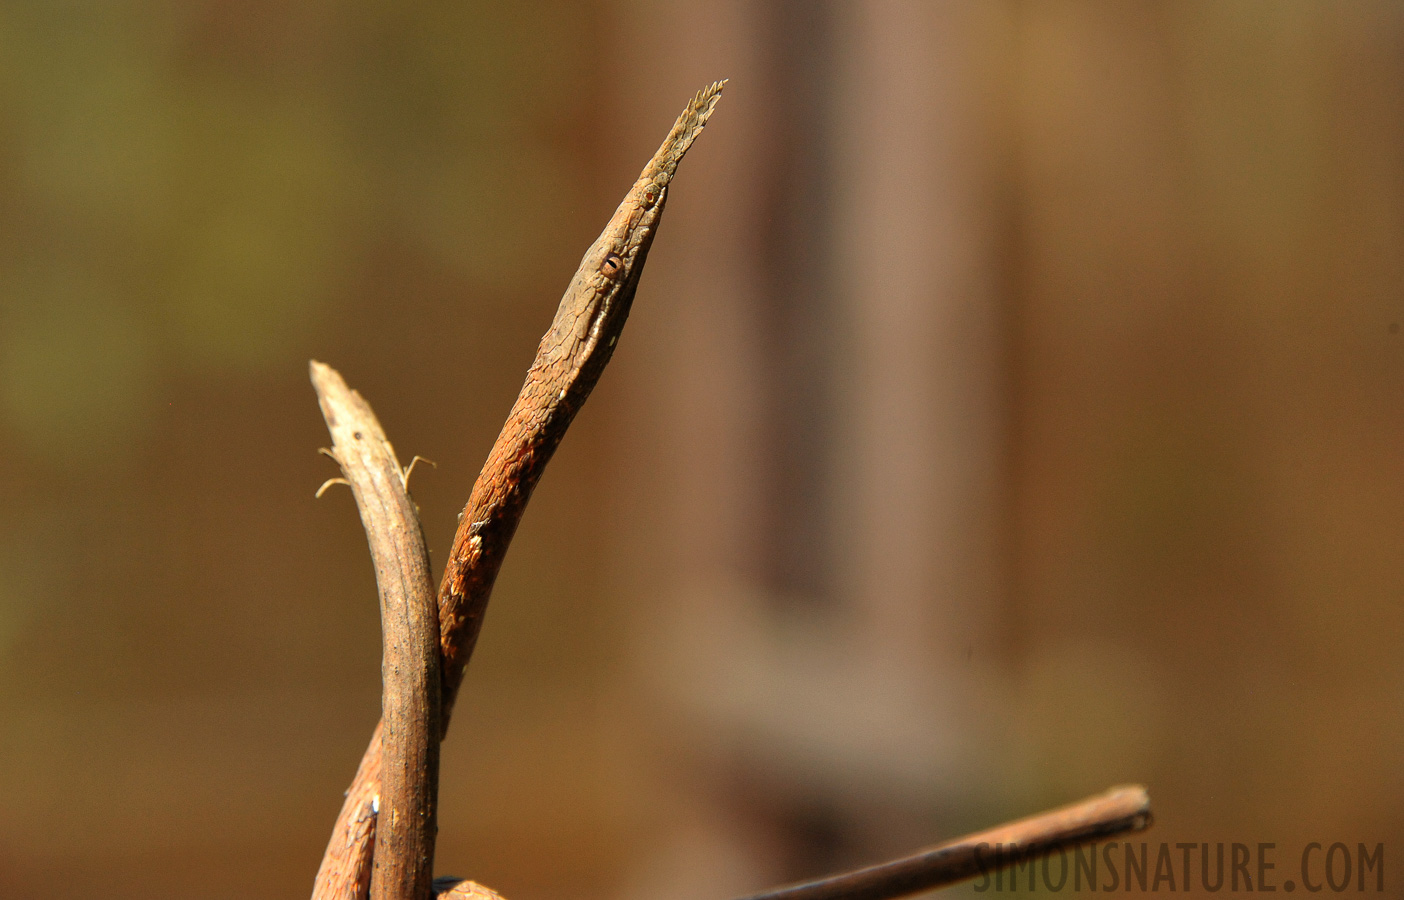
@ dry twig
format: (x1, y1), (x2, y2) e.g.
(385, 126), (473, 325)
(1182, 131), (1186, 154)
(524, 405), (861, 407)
(435, 80), (728, 723)
(312, 362), (440, 900)
(734, 785), (1152, 900)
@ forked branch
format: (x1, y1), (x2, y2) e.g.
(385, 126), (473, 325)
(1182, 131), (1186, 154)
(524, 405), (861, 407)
(311, 82), (726, 900)
(308, 81), (1154, 900)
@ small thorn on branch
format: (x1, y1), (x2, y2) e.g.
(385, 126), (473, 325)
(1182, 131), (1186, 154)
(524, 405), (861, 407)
(401, 455), (437, 489)
(316, 477), (352, 498)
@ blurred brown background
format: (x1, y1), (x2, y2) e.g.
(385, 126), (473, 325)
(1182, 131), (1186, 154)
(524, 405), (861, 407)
(0, 2), (1401, 898)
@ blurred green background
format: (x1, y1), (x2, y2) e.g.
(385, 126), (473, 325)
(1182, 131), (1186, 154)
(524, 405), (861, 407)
(0, 2), (1401, 898)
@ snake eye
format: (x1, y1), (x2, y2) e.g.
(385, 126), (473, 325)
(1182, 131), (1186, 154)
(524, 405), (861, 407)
(601, 253), (623, 278)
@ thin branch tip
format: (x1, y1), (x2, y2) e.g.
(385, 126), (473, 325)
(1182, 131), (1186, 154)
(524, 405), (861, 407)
(647, 80), (728, 187)
(691, 79), (727, 120)
(733, 784), (1153, 900)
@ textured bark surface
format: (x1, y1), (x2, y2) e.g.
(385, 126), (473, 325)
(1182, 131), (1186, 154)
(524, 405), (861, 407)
(312, 362), (441, 900)
(732, 786), (1152, 900)
(435, 81), (727, 725)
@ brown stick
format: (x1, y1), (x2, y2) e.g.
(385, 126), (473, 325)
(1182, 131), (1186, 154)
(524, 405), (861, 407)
(312, 362), (441, 900)
(435, 80), (727, 725)
(732, 785), (1152, 900)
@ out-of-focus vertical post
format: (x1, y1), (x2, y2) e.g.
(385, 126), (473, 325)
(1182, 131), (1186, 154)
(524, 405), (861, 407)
(610, 2), (1010, 896)
(831, 1), (1007, 731)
